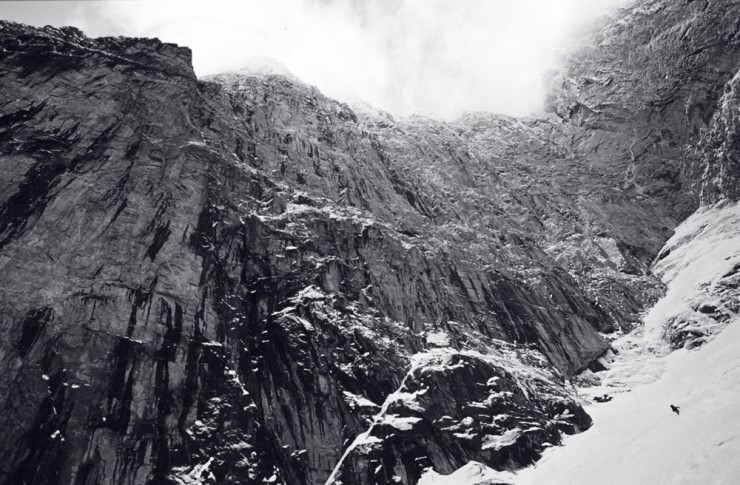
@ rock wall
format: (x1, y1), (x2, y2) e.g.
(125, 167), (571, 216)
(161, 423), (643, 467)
(0, 1), (739, 483)
(698, 67), (740, 204)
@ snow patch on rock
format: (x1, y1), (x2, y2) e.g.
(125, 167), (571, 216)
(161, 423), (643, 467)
(419, 461), (516, 485)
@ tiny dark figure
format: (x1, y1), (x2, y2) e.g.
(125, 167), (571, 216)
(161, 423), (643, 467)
(670, 404), (680, 415)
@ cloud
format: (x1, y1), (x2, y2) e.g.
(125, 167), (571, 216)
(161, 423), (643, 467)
(2, 0), (631, 119)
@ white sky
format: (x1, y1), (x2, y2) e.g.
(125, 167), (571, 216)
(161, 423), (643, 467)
(1, 0), (631, 119)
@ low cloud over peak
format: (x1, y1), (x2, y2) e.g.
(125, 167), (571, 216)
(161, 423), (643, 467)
(2, 0), (631, 119)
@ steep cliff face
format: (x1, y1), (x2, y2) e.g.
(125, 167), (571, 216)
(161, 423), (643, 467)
(699, 68), (740, 204)
(0, 0), (739, 484)
(549, 0), (740, 211)
(0, 22), (599, 485)
(544, 0), (740, 350)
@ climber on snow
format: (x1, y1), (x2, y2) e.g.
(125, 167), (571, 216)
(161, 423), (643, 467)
(670, 404), (680, 415)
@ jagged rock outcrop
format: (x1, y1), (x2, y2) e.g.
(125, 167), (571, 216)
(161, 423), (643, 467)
(0, 0), (739, 483)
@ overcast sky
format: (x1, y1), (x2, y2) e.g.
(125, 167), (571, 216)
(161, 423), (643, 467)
(1, 0), (630, 119)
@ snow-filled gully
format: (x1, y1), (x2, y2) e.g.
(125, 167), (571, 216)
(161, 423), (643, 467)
(426, 201), (740, 484)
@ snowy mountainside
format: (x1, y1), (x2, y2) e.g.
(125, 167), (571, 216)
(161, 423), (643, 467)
(422, 201), (740, 485)
(514, 318), (740, 485)
(645, 201), (740, 349)
(513, 201), (740, 485)
(1, 0), (740, 484)
(0, 20), (606, 485)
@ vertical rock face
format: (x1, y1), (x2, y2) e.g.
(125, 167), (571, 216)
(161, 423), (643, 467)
(698, 68), (740, 204)
(548, 0), (740, 211)
(0, 1), (739, 483)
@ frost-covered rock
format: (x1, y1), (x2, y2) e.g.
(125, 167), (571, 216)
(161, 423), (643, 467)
(0, 0), (739, 483)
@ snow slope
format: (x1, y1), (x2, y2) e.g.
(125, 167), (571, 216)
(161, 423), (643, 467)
(514, 316), (740, 485)
(514, 201), (740, 485)
(419, 461), (515, 485)
(644, 201), (740, 346)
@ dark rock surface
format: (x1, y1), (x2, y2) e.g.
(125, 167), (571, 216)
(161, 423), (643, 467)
(0, 0), (739, 483)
